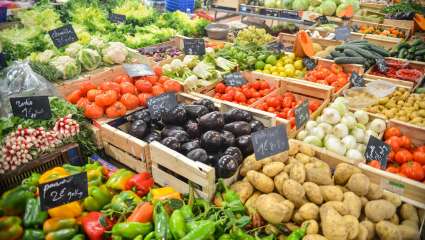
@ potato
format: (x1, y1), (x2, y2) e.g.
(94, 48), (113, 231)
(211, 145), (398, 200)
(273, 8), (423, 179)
(262, 162), (285, 177)
(282, 179), (305, 207)
(258, 157), (272, 166)
(382, 191), (402, 208)
(343, 215), (360, 240)
(303, 182), (323, 205)
(303, 234), (327, 240)
(320, 185), (344, 202)
(284, 162), (294, 174)
(397, 224), (418, 240)
(365, 200), (396, 222)
(346, 173), (370, 196)
(343, 192), (362, 218)
(247, 170), (274, 193)
(270, 152), (288, 163)
(355, 224), (368, 240)
(305, 161), (333, 185)
(366, 183), (383, 200)
(244, 191), (261, 215)
(337, 185), (349, 193)
(290, 163), (306, 183)
(401, 220), (418, 230)
(320, 205), (348, 240)
(295, 153), (311, 164)
(274, 171), (289, 195)
(360, 220), (375, 240)
(298, 203), (319, 220)
(389, 214), (399, 225)
(285, 222), (300, 232)
(334, 163), (361, 185)
(301, 220), (319, 235)
(255, 193), (293, 224)
(375, 221), (401, 240)
(299, 143), (315, 156)
(288, 142), (299, 156)
(292, 211), (304, 225)
(230, 181), (253, 204)
(360, 197), (368, 208)
(400, 203), (419, 222)
(240, 155), (262, 176)
(322, 201), (349, 215)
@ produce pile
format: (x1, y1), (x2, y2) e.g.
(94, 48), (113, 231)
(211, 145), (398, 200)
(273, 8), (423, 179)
(369, 59), (424, 83)
(390, 39), (425, 62)
(304, 63), (350, 92)
(138, 46), (182, 63)
(296, 97), (387, 161)
(216, 44), (277, 71)
(352, 25), (406, 39)
(256, 52), (307, 79)
(213, 80), (276, 105)
(234, 26), (274, 46)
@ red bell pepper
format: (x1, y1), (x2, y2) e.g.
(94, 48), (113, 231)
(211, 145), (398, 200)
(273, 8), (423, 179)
(127, 202), (153, 223)
(81, 212), (113, 240)
(125, 172), (154, 197)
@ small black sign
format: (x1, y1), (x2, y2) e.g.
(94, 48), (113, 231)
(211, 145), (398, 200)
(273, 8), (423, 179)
(108, 13), (126, 24)
(10, 96), (52, 120)
(335, 26), (351, 40)
(303, 57), (316, 71)
(267, 42), (285, 54)
(280, 9), (300, 19)
(67, 146), (85, 166)
(183, 38), (206, 56)
(318, 16), (329, 24)
(123, 64), (154, 77)
(39, 172), (88, 211)
(0, 7), (6, 23)
(223, 72), (247, 86)
(375, 58), (388, 73)
(0, 52), (6, 69)
(295, 100), (310, 129)
(147, 92), (178, 119)
(364, 135), (390, 169)
(252, 125), (289, 160)
(350, 72), (365, 87)
(48, 24), (78, 48)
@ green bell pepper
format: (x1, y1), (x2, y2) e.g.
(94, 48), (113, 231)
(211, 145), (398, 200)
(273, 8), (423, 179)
(169, 209), (186, 239)
(23, 198), (48, 228)
(112, 222), (152, 239)
(21, 173), (40, 189)
(45, 228), (78, 240)
(219, 234), (234, 240)
(0, 185), (34, 215)
(83, 185), (113, 211)
(63, 164), (83, 175)
(106, 169), (134, 190)
(0, 216), (23, 240)
(109, 191), (141, 213)
(23, 229), (44, 240)
(85, 162), (104, 186)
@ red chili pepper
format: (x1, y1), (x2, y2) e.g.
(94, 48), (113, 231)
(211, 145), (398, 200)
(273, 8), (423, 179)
(124, 172), (154, 197)
(81, 212), (113, 240)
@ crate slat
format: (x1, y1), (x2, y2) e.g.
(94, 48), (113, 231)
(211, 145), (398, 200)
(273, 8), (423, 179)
(104, 143), (148, 173)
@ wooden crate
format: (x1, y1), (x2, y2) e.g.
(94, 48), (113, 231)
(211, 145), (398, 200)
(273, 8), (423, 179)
(212, 0), (240, 11)
(364, 57), (425, 91)
(138, 37), (185, 66)
(278, 33), (343, 55)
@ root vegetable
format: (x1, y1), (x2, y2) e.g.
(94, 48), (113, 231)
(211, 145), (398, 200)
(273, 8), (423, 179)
(320, 205), (348, 240)
(390, 214), (399, 225)
(274, 171), (289, 195)
(255, 193), (294, 224)
(382, 191), (402, 208)
(355, 224), (368, 240)
(397, 224), (418, 240)
(343, 192), (362, 218)
(295, 153), (311, 163)
(230, 181), (253, 203)
(290, 163), (306, 183)
(346, 173), (370, 196)
(360, 220), (375, 240)
(375, 221), (401, 240)
(282, 179), (306, 207)
(364, 200), (396, 222)
(360, 196), (368, 208)
(343, 215), (360, 240)
(365, 183), (383, 200)
(247, 170), (274, 193)
(240, 155), (262, 176)
(270, 152), (288, 163)
(288, 142), (299, 155)
(299, 143), (315, 156)
(334, 163), (361, 185)
(301, 220), (319, 234)
(262, 162), (285, 177)
(303, 182), (323, 205)
(298, 202), (319, 220)
(400, 204), (419, 222)
(320, 186), (344, 202)
(322, 201), (349, 215)
(305, 161), (333, 185)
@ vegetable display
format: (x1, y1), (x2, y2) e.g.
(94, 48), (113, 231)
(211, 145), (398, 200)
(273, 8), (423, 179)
(256, 52), (307, 79)
(369, 59), (424, 83)
(213, 80), (276, 105)
(138, 46), (182, 63)
(216, 44), (277, 71)
(234, 26), (274, 46)
(352, 25), (406, 39)
(390, 39), (425, 62)
(304, 63), (349, 92)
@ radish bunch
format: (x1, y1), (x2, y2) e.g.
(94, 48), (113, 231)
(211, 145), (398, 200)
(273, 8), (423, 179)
(0, 114), (80, 173)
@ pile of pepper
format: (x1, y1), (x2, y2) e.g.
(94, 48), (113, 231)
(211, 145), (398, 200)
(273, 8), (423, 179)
(370, 59), (424, 83)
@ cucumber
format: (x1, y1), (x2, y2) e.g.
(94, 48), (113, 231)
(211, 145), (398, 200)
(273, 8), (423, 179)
(347, 40), (369, 44)
(343, 49), (362, 58)
(408, 46), (416, 53)
(368, 45), (390, 57)
(411, 39), (423, 47)
(415, 45), (425, 51)
(399, 48), (407, 58)
(334, 57), (366, 65)
(398, 42), (410, 49)
(343, 46), (377, 59)
(415, 49), (425, 56)
(330, 51), (345, 58)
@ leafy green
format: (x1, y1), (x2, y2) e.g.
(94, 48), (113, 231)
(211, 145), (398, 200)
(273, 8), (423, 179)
(16, 6), (62, 32)
(156, 11), (209, 37)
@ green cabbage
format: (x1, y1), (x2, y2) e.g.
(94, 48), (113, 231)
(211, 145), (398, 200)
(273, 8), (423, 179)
(336, 0), (360, 17)
(78, 48), (101, 71)
(310, 0), (322, 7)
(51, 56), (81, 80)
(319, 0), (337, 16)
(292, 0), (310, 11)
(283, 0), (294, 9)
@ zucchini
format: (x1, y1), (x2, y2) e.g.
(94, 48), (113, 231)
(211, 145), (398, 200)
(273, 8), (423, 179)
(343, 49), (362, 58)
(411, 39), (423, 47)
(415, 45), (425, 51)
(347, 40), (369, 44)
(343, 46), (377, 59)
(330, 51), (345, 58)
(334, 57), (366, 65)
(407, 53), (414, 60)
(368, 45), (390, 57)
(398, 42), (410, 49)
(398, 48), (407, 58)
(408, 47), (416, 53)
(415, 49), (425, 56)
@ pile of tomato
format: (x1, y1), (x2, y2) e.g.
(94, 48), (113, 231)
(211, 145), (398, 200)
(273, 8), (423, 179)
(66, 66), (182, 119)
(368, 126), (425, 182)
(304, 64), (349, 92)
(213, 80), (275, 105)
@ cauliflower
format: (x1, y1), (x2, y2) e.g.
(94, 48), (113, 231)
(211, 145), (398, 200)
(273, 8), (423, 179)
(78, 48), (101, 71)
(51, 56), (81, 79)
(88, 37), (106, 51)
(101, 42), (128, 65)
(65, 42), (83, 57)
(183, 55), (200, 69)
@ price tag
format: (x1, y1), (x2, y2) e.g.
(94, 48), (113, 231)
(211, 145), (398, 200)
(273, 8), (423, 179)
(364, 136), (391, 169)
(349, 72), (365, 87)
(375, 58), (388, 73)
(223, 72), (247, 86)
(183, 38), (206, 55)
(0, 52), (6, 69)
(108, 13), (126, 24)
(267, 42), (285, 54)
(252, 125), (289, 160)
(123, 64), (154, 77)
(147, 92), (178, 119)
(303, 57), (316, 71)
(280, 9), (300, 19)
(0, 7), (7, 23)
(380, 179), (405, 195)
(318, 16), (329, 24)
(295, 100), (310, 129)
(334, 26), (351, 41)
(39, 172), (88, 211)
(48, 24), (78, 48)
(10, 96), (52, 120)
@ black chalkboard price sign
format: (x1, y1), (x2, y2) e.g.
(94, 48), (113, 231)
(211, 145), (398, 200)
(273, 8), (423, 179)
(318, 16), (329, 24)
(334, 26), (350, 40)
(375, 58), (388, 73)
(303, 57), (316, 71)
(267, 42), (285, 54)
(123, 64), (154, 77)
(0, 52), (6, 70)
(39, 172), (88, 211)
(147, 92), (178, 119)
(252, 124), (289, 160)
(349, 72), (365, 87)
(183, 38), (206, 55)
(0, 7), (6, 23)
(10, 96), (52, 120)
(364, 136), (391, 169)
(48, 24), (78, 48)
(223, 72), (247, 86)
(295, 100), (310, 129)
(108, 13), (126, 24)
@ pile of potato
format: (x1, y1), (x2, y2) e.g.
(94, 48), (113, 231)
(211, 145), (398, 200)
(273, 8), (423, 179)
(230, 142), (422, 240)
(367, 88), (425, 126)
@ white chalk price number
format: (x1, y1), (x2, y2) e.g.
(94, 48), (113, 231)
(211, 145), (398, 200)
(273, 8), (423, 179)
(252, 125), (289, 160)
(350, 72), (365, 87)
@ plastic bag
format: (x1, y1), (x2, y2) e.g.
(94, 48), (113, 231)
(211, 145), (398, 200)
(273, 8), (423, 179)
(0, 61), (59, 117)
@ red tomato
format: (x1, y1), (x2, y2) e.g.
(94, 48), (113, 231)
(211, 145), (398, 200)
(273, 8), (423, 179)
(158, 76), (169, 84)
(252, 81), (261, 90)
(282, 97), (293, 108)
(87, 89), (103, 102)
(99, 82), (121, 93)
(386, 165), (400, 174)
(260, 81), (269, 90)
(266, 96), (280, 108)
(120, 93), (140, 110)
(399, 135), (411, 148)
(76, 97), (90, 109)
(144, 75), (158, 85)
(385, 136), (401, 152)
(79, 82), (97, 96)
(120, 82), (137, 95)
(95, 90), (118, 107)
(395, 149), (413, 164)
(309, 100), (321, 112)
(221, 94), (233, 101)
(163, 80), (182, 93)
(388, 151), (395, 162)
(267, 107), (275, 113)
(135, 80), (153, 93)
(242, 88), (253, 99)
(384, 127), (401, 140)
(152, 85), (165, 96)
(234, 91), (247, 103)
(215, 83), (226, 94)
(413, 150), (425, 165)
(153, 66), (162, 77)
(416, 145), (425, 152)
(289, 117), (296, 128)
(368, 160), (381, 169)
(66, 90), (82, 104)
(247, 98), (257, 105)
(113, 74), (132, 84)
(400, 161), (425, 181)
(138, 93), (153, 106)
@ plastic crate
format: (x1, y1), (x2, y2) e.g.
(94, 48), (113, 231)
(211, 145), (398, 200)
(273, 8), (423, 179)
(166, 0), (194, 12)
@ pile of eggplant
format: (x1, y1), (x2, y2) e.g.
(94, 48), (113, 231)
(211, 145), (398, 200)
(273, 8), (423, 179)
(126, 99), (266, 178)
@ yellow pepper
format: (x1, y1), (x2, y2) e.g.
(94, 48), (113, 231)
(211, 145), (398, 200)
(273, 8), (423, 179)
(38, 167), (69, 184)
(151, 187), (181, 201)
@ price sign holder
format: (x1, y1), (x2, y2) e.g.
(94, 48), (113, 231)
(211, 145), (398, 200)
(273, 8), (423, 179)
(183, 38), (206, 56)
(223, 72), (247, 86)
(252, 125), (289, 160)
(39, 172), (88, 211)
(295, 100), (310, 129)
(48, 24), (78, 48)
(335, 26), (350, 41)
(375, 58), (388, 73)
(123, 64), (154, 77)
(267, 42), (285, 54)
(318, 16), (329, 24)
(147, 92), (178, 119)
(0, 7), (6, 23)
(10, 96), (52, 120)
(364, 135), (390, 169)
(303, 57), (316, 71)
(349, 72), (365, 87)
(108, 13), (126, 24)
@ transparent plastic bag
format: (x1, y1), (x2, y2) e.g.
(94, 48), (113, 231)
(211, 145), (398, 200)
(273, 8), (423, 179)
(0, 61), (59, 117)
